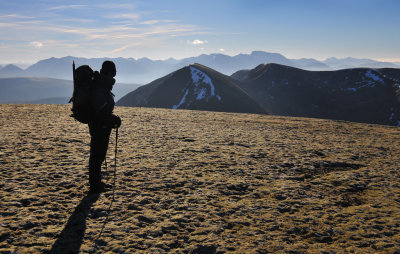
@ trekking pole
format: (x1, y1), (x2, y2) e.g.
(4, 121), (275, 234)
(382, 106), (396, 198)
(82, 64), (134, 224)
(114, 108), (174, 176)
(91, 127), (118, 253)
(112, 127), (118, 201)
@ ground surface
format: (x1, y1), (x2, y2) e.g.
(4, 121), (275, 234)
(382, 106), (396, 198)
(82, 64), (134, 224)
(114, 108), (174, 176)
(0, 104), (399, 253)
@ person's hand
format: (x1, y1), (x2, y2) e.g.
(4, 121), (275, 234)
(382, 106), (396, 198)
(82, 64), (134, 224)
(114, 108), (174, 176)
(111, 115), (121, 128)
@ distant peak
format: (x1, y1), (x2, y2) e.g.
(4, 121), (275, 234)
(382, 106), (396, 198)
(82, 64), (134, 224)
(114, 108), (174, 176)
(2, 64), (23, 70)
(138, 57), (152, 61)
(255, 63), (288, 69)
(4, 64), (19, 67)
(251, 51), (267, 56)
(188, 63), (209, 70)
(251, 51), (283, 57)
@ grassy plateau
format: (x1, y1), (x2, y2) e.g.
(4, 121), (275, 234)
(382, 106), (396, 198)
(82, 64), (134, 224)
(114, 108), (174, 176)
(0, 104), (399, 253)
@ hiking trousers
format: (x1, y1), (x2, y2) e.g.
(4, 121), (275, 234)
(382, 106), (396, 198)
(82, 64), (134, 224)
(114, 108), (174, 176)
(88, 123), (112, 188)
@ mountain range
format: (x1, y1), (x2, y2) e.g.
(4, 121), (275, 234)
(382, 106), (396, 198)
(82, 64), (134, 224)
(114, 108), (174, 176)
(0, 77), (140, 104)
(118, 63), (400, 126)
(1, 51), (399, 126)
(1, 51), (398, 84)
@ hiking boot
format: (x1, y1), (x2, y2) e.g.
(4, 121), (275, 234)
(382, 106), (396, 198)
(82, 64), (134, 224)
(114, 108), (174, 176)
(89, 182), (112, 194)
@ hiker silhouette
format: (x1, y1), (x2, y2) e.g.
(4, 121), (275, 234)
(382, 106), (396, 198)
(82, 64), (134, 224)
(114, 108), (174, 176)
(88, 61), (121, 193)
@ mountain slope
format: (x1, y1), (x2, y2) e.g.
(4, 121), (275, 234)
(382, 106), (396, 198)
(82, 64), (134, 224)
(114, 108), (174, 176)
(233, 64), (400, 126)
(117, 63), (268, 114)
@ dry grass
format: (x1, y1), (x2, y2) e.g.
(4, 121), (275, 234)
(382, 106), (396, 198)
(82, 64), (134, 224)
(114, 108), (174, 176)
(0, 104), (399, 253)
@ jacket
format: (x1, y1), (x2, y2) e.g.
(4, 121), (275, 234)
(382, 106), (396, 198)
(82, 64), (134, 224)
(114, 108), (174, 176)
(90, 71), (116, 127)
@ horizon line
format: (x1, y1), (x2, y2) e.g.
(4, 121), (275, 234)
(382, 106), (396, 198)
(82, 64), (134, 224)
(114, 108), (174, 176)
(2, 51), (400, 66)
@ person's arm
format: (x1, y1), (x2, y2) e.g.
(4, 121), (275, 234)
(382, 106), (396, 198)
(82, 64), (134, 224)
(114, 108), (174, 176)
(91, 103), (121, 128)
(91, 73), (121, 128)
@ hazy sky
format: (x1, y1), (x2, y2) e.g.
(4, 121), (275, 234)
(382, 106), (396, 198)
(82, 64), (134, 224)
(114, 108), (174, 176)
(1, 0), (399, 64)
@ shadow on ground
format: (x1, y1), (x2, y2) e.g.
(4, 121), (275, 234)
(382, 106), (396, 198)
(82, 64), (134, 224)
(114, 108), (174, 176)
(50, 193), (100, 253)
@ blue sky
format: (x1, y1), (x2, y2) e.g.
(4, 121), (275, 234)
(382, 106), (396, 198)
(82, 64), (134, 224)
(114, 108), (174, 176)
(0, 0), (399, 64)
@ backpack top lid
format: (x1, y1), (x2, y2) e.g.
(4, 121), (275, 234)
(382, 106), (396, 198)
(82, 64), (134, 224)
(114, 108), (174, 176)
(75, 65), (94, 84)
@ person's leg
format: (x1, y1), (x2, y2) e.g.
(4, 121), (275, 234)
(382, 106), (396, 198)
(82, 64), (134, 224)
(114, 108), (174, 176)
(89, 125), (111, 191)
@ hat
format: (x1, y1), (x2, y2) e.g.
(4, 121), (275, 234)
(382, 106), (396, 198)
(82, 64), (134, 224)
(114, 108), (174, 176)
(101, 60), (116, 77)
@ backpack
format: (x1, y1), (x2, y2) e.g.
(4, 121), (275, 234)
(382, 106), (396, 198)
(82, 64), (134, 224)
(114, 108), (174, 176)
(69, 62), (94, 124)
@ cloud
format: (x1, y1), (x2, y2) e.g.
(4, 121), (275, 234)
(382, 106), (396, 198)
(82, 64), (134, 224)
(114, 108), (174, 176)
(140, 20), (178, 25)
(1, 18), (204, 42)
(30, 41), (43, 48)
(0, 14), (33, 20)
(0, 2), (212, 61)
(57, 18), (97, 24)
(47, 5), (87, 11)
(188, 39), (208, 45)
(108, 42), (142, 54)
(219, 48), (225, 52)
(140, 20), (159, 25)
(0, 23), (15, 27)
(108, 13), (140, 21)
(95, 3), (135, 10)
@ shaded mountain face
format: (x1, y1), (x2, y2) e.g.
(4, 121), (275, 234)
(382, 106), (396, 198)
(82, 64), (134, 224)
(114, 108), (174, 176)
(117, 64), (267, 114)
(233, 64), (400, 126)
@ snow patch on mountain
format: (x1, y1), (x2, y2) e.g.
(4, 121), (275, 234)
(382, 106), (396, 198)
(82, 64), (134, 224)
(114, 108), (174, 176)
(172, 89), (189, 109)
(389, 112), (395, 121)
(196, 88), (207, 100)
(172, 67), (223, 109)
(190, 67), (221, 101)
(344, 70), (385, 91)
(365, 70), (383, 83)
